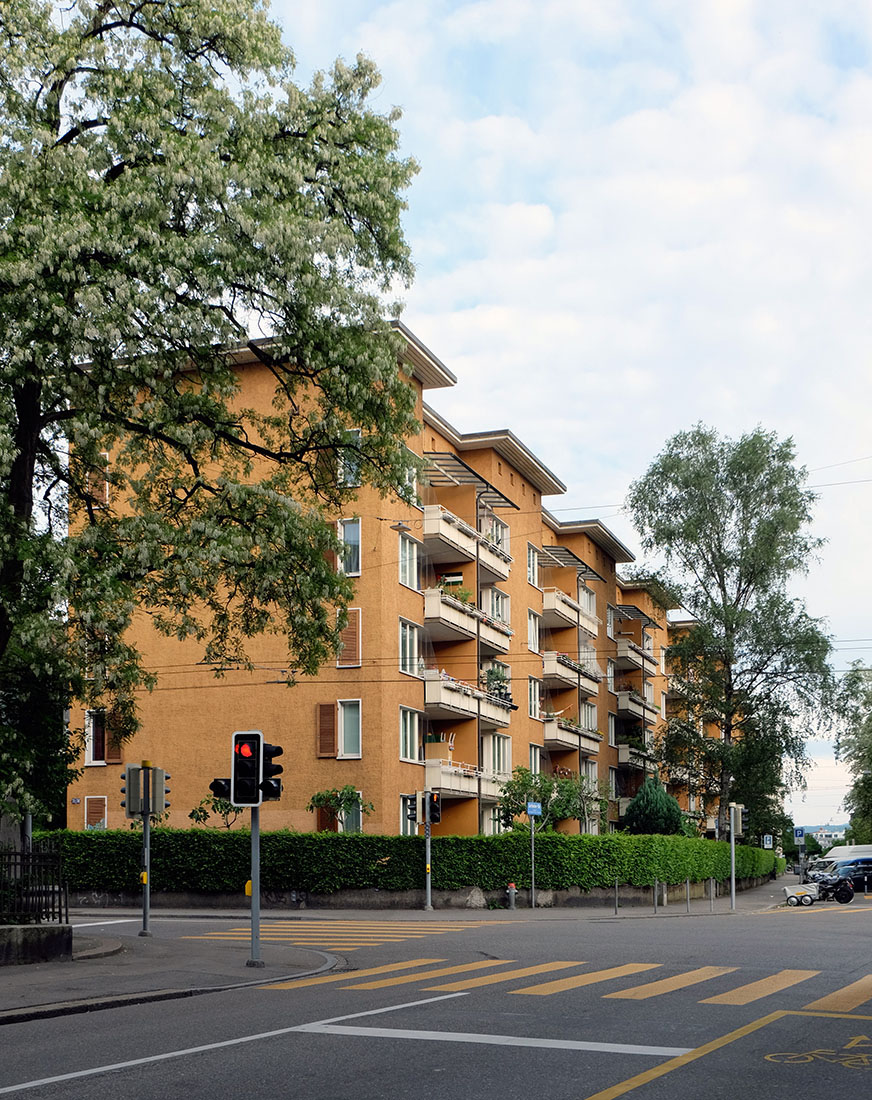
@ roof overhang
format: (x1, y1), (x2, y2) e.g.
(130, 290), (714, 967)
(424, 452), (518, 510)
(539, 544), (605, 583)
(392, 321), (457, 389)
(541, 513), (636, 564)
(616, 604), (661, 631)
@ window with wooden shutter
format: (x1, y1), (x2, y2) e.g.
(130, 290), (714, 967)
(104, 710), (123, 764)
(85, 796), (107, 830)
(86, 710), (107, 763)
(337, 608), (361, 668)
(317, 703), (337, 757)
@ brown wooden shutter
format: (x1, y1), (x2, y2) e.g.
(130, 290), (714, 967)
(90, 711), (106, 762)
(317, 703), (337, 757)
(317, 806), (338, 832)
(337, 608), (361, 667)
(85, 797), (107, 829)
(104, 709), (123, 763)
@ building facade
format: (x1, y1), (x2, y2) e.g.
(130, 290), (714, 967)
(66, 326), (676, 836)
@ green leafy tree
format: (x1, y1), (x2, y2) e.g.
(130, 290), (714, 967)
(498, 766), (600, 831)
(307, 785), (374, 833)
(837, 664), (872, 843)
(627, 425), (835, 834)
(623, 776), (684, 835)
(0, 0), (419, 821)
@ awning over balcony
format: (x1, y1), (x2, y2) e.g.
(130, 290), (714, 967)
(617, 604), (661, 630)
(540, 544), (604, 583)
(424, 452), (517, 511)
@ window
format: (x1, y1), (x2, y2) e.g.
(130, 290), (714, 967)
(661, 691), (667, 717)
(84, 796), (107, 830)
(527, 545), (540, 587)
(608, 713), (616, 747)
(339, 428), (361, 487)
(485, 807), (506, 836)
(530, 744), (542, 774)
(337, 608), (361, 668)
(399, 620), (421, 676)
(584, 758), (598, 785)
(485, 587), (510, 624)
(606, 607), (616, 638)
(339, 518), (360, 575)
(689, 793), (697, 813)
(579, 641), (597, 673)
(580, 701), (597, 730)
(484, 514), (509, 552)
(607, 659), (615, 693)
(579, 585), (596, 618)
(399, 534), (420, 590)
(400, 796), (418, 837)
(608, 766), (618, 799)
(338, 699), (361, 758)
(85, 710), (122, 766)
(339, 791), (363, 833)
(527, 610), (540, 653)
(491, 734), (511, 775)
(400, 707), (422, 762)
(644, 681), (654, 705)
(528, 677), (542, 720)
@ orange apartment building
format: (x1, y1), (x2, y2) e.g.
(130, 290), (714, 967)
(66, 324), (675, 836)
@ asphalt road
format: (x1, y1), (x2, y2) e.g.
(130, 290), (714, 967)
(4, 902), (872, 1099)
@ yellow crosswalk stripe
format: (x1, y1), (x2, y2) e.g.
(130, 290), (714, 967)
(604, 966), (737, 1000)
(700, 969), (820, 1004)
(423, 962), (584, 991)
(511, 962), (662, 996)
(803, 974), (872, 1012)
(345, 960), (515, 989)
(263, 959), (446, 990)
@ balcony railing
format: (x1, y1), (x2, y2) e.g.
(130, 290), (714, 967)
(423, 669), (512, 727)
(423, 588), (513, 654)
(421, 505), (512, 582)
(541, 651), (600, 697)
(424, 757), (506, 800)
(541, 587), (600, 636)
(615, 690), (658, 725)
(615, 639), (659, 677)
(617, 740), (655, 769)
(542, 716), (602, 754)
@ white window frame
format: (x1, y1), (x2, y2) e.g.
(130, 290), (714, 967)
(527, 544), (540, 587)
(339, 517), (361, 576)
(608, 766), (618, 799)
(400, 796), (418, 836)
(579, 584), (596, 618)
(484, 513), (509, 553)
(530, 743), (542, 774)
(608, 713), (616, 747)
(527, 610), (540, 653)
(338, 428), (362, 487)
(607, 606), (616, 639)
(337, 699), (361, 759)
(661, 691), (667, 717)
(528, 677), (542, 720)
(607, 658), (615, 693)
(400, 707), (422, 762)
(399, 619), (422, 676)
(84, 710), (107, 766)
(338, 790), (363, 834)
(486, 586), (510, 624)
(398, 533), (420, 590)
(485, 806), (506, 836)
(492, 733), (511, 776)
(580, 701), (597, 731)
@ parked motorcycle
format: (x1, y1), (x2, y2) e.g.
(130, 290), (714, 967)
(815, 874), (854, 904)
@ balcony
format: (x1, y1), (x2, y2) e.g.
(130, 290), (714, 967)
(424, 757), (505, 800)
(423, 670), (512, 728)
(423, 588), (513, 655)
(422, 505), (511, 583)
(615, 639), (659, 678)
(541, 652), (600, 697)
(615, 690), (659, 725)
(541, 587), (599, 636)
(542, 717), (602, 755)
(617, 740), (654, 770)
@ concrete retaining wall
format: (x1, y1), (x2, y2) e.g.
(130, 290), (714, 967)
(0, 924), (72, 966)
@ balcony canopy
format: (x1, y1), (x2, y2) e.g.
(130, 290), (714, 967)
(617, 604), (661, 631)
(540, 543), (604, 583)
(424, 452), (517, 511)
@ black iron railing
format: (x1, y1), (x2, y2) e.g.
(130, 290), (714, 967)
(0, 842), (69, 924)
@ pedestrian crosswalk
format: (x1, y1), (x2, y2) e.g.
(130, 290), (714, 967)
(182, 918), (501, 951)
(260, 955), (872, 1013)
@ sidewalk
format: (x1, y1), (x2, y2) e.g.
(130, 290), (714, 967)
(0, 878), (787, 1026)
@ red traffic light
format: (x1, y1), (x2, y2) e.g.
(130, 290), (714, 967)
(235, 740), (256, 759)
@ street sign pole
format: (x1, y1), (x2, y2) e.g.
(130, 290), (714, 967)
(527, 801), (542, 909)
(729, 802), (737, 912)
(247, 804), (263, 967)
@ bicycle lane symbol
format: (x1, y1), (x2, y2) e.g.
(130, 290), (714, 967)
(766, 1035), (872, 1069)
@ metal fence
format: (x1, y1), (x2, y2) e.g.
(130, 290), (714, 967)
(0, 842), (69, 924)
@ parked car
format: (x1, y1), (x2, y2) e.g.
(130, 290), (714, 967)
(826, 858), (872, 892)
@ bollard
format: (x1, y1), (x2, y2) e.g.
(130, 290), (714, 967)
(506, 882), (517, 910)
(614, 877), (619, 917)
(686, 878), (691, 914)
(654, 878), (659, 914)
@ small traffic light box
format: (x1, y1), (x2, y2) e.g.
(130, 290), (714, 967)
(121, 765), (142, 818)
(740, 807), (750, 835)
(209, 777), (231, 801)
(261, 743), (284, 801)
(403, 794), (417, 823)
(428, 792), (442, 824)
(151, 768), (171, 814)
(231, 730), (263, 806)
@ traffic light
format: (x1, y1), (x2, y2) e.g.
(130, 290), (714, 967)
(261, 743), (284, 801)
(231, 730), (263, 806)
(741, 807), (750, 835)
(209, 777), (231, 800)
(428, 792), (442, 824)
(403, 794), (417, 823)
(151, 768), (171, 814)
(121, 765), (142, 818)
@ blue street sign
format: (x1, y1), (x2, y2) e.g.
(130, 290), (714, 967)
(527, 801), (542, 816)
(794, 827), (805, 840)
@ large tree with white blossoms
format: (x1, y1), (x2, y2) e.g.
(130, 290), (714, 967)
(0, 0), (419, 820)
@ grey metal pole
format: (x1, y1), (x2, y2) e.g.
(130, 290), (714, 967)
(686, 878), (691, 913)
(530, 817), (536, 909)
(710, 876), (715, 913)
(424, 792), (433, 911)
(729, 804), (737, 911)
(247, 805), (264, 967)
(614, 877), (619, 916)
(139, 764), (151, 937)
(653, 878), (658, 914)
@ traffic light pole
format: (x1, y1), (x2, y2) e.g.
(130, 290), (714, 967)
(729, 802), (737, 912)
(423, 792), (433, 912)
(140, 762), (152, 938)
(248, 805), (263, 967)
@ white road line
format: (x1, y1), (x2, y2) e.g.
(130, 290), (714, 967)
(71, 919), (141, 929)
(296, 1024), (691, 1057)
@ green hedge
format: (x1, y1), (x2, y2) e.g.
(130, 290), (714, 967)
(43, 829), (777, 895)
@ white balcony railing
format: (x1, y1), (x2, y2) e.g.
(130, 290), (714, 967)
(615, 639), (659, 678)
(424, 758), (506, 800)
(615, 691), (658, 725)
(542, 717), (602, 755)
(423, 670), (512, 728)
(422, 505), (512, 582)
(541, 652), (600, 697)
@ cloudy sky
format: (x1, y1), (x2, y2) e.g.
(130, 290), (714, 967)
(272, 0), (872, 826)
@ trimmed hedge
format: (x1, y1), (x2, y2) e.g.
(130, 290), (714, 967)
(44, 829), (777, 895)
